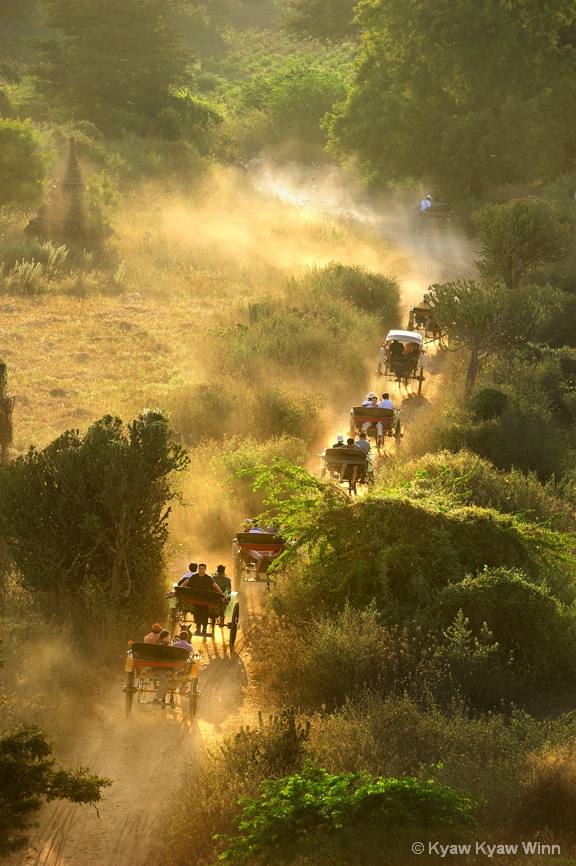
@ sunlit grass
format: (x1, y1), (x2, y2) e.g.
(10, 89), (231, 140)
(1, 174), (411, 453)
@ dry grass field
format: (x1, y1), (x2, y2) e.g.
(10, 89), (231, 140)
(1, 173), (411, 453)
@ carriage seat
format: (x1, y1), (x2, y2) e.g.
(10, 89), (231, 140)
(175, 586), (224, 607)
(130, 643), (190, 664)
(324, 447), (367, 468)
(352, 406), (394, 421)
(234, 532), (285, 552)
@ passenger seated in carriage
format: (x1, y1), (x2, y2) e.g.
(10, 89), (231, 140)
(339, 437), (363, 483)
(153, 630), (172, 703)
(213, 564), (232, 594)
(181, 563), (224, 636)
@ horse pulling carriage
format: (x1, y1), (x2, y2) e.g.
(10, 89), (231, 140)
(124, 642), (201, 717)
(233, 532), (286, 587)
(349, 406), (401, 454)
(168, 586), (240, 650)
(377, 330), (425, 395)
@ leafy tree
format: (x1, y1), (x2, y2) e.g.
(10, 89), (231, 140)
(218, 764), (476, 864)
(428, 280), (553, 393)
(0, 725), (110, 857)
(240, 459), (572, 615)
(0, 119), (46, 208)
(472, 198), (572, 288)
(326, 0), (576, 194)
(277, 0), (359, 43)
(0, 410), (189, 624)
(36, 0), (192, 136)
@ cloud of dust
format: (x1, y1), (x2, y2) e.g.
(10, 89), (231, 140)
(149, 164), (477, 569)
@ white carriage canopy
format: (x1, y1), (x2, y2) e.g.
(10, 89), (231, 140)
(384, 330), (424, 345)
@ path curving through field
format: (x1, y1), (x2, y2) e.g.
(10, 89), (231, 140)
(14, 174), (473, 866)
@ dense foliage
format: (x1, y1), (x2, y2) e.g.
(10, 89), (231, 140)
(327, 0), (576, 193)
(0, 725), (110, 856)
(0, 118), (47, 208)
(36, 0), (192, 135)
(218, 765), (476, 864)
(0, 410), (189, 628)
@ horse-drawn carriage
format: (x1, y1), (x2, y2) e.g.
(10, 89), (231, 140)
(322, 446), (372, 494)
(168, 586), (240, 650)
(233, 531), (285, 587)
(408, 304), (442, 340)
(412, 202), (452, 233)
(124, 642), (201, 717)
(349, 406), (401, 454)
(377, 330), (425, 395)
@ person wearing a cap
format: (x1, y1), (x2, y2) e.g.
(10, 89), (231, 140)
(332, 434), (346, 448)
(362, 392), (378, 407)
(144, 623), (163, 644)
(419, 194), (432, 212)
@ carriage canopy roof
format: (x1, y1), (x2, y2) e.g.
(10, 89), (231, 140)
(385, 330), (423, 345)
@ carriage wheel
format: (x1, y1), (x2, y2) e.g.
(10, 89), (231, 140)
(125, 670), (135, 718)
(189, 676), (199, 717)
(395, 419), (401, 448)
(169, 607), (178, 634)
(229, 602), (240, 651)
(417, 373), (424, 396)
(234, 550), (241, 581)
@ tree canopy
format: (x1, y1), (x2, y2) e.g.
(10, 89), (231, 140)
(36, 0), (192, 135)
(0, 725), (110, 857)
(0, 410), (189, 624)
(326, 0), (576, 193)
(428, 280), (554, 392)
(0, 119), (46, 208)
(472, 198), (572, 288)
(277, 0), (359, 43)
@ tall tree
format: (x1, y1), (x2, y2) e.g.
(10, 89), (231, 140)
(327, 0), (576, 194)
(36, 0), (191, 135)
(428, 280), (553, 392)
(0, 411), (189, 624)
(277, 0), (358, 43)
(472, 198), (572, 289)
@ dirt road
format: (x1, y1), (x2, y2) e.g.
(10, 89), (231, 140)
(15, 580), (268, 866)
(15, 178), (466, 866)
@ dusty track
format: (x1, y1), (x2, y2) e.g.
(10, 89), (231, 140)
(16, 179), (468, 866)
(15, 581), (268, 866)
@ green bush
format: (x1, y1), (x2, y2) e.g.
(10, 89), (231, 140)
(469, 388), (509, 420)
(252, 603), (514, 712)
(378, 450), (576, 531)
(309, 693), (576, 829)
(217, 765), (476, 865)
(433, 568), (576, 684)
(166, 710), (310, 866)
(306, 262), (401, 327)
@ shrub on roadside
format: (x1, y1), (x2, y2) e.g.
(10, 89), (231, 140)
(433, 568), (576, 685)
(217, 765), (476, 865)
(165, 709), (309, 866)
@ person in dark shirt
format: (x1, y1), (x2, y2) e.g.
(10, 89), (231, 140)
(213, 564), (232, 594)
(182, 563), (224, 635)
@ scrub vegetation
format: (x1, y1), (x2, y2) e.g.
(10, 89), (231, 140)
(2, 0), (576, 864)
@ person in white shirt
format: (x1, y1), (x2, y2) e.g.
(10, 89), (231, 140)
(419, 194), (432, 212)
(378, 392), (394, 409)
